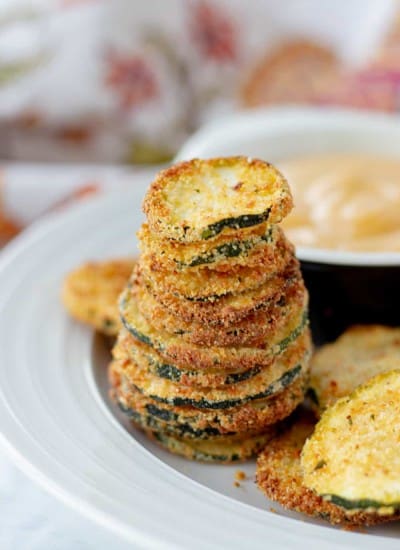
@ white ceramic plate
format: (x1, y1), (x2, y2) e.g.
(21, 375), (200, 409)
(0, 180), (399, 549)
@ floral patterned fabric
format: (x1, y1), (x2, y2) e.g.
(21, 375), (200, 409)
(0, 0), (399, 165)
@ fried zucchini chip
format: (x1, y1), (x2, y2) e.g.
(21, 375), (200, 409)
(134, 272), (307, 348)
(143, 157), (293, 243)
(145, 429), (274, 463)
(62, 258), (135, 335)
(302, 370), (400, 516)
(113, 331), (311, 410)
(140, 231), (294, 300)
(145, 258), (301, 326)
(120, 285), (309, 371)
(138, 222), (279, 272)
(110, 360), (239, 440)
(309, 325), (400, 413)
(116, 329), (308, 388)
(257, 410), (399, 526)
(113, 367), (309, 436)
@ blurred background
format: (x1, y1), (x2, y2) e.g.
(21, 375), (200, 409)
(0, 0), (399, 244)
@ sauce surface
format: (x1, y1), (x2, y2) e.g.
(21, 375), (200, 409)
(279, 154), (400, 252)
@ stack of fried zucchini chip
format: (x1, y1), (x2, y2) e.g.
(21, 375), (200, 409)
(107, 156), (312, 462)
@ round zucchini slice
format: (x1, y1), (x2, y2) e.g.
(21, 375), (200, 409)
(145, 257), (301, 326)
(133, 273), (307, 348)
(138, 222), (278, 271)
(114, 331), (311, 410)
(257, 409), (400, 526)
(140, 231), (294, 300)
(111, 362), (309, 435)
(301, 370), (400, 514)
(119, 285), (309, 371)
(116, 397), (237, 441)
(309, 325), (400, 414)
(116, 330), (268, 387)
(111, 362), (236, 440)
(145, 430), (274, 463)
(143, 157), (293, 243)
(62, 258), (135, 335)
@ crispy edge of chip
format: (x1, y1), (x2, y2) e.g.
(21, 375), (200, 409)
(111, 361), (309, 435)
(143, 257), (302, 326)
(140, 231), (294, 301)
(257, 408), (400, 526)
(142, 157), (292, 243)
(134, 273), (307, 348)
(301, 370), (400, 512)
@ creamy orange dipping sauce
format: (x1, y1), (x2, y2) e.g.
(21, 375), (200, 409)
(279, 154), (400, 252)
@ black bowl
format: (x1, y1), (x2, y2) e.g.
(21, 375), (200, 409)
(299, 254), (400, 345)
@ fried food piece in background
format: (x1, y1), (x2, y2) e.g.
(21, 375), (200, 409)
(143, 157), (293, 243)
(240, 40), (338, 107)
(62, 258), (135, 335)
(257, 408), (400, 526)
(302, 370), (400, 522)
(309, 325), (400, 414)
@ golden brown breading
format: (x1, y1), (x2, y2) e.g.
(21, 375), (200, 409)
(138, 222), (280, 272)
(113, 330), (311, 409)
(116, 328), (263, 387)
(143, 257), (302, 326)
(111, 360), (309, 435)
(116, 329), (270, 388)
(119, 284), (309, 371)
(142, 157), (293, 243)
(302, 370), (400, 515)
(133, 272), (307, 348)
(256, 409), (400, 526)
(62, 258), (135, 335)
(139, 230), (294, 300)
(143, 429), (274, 463)
(309, 324), (400, 414)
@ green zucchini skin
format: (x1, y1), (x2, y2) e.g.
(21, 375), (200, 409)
(201, 210), (272, 240)
(306, 387), (320, 407)
(275, 311), (308, 353)
(144, 340), (308, 386)
(153, 361), (182, 383)
(122, 318), (155, 349)
(138, 346), (264, 385)
(325, 495), (400, 511)
(153, 358), (263, 385)
(116, 373), (308, 439)
(117, 401), (230, 440)
(152, 432), (242, 462)
(120, 284), (309, 371)
(178, 228), (274, 268)
(128, 363), (303, 410)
